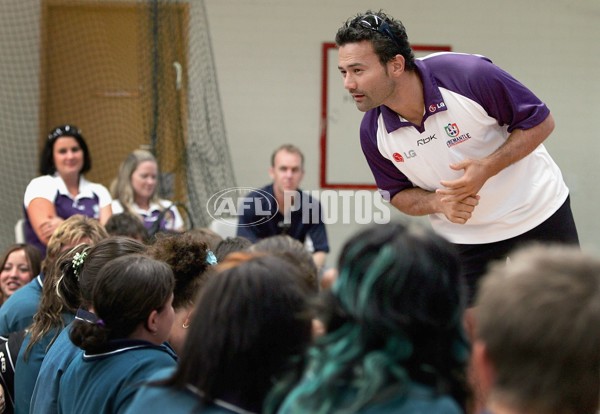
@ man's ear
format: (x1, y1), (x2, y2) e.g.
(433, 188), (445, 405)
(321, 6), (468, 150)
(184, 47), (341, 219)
(389, 54), (406, 76)
(268, 166), (275, 181)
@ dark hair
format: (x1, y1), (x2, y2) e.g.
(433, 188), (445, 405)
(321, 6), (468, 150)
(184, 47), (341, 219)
(268, 222), (469, 413)
(249, 235), (318, 294)
(335, 10), (416, 70)
(104, 212), (149, 243)
(214, 236), (252, 262)
(164, 253), (312, 412)
(78, 236), (147, 308)
(40, 124), (91, 175)
(186, 228), (223, 251)
(147, 232), (211, 310)
(0, 243), (42, 280)
(69, 254), (174, 353)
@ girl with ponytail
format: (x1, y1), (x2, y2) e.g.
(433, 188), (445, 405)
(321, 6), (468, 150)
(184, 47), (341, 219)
(58, 254), (176, 413)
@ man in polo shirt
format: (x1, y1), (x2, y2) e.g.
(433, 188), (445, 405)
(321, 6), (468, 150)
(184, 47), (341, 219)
(237, 144), (329, 270)
(335, 10), (579, 303)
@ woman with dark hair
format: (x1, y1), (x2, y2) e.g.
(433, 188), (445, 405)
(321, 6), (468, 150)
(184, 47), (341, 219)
(0, 244), (41, 305)
(29, 236), (146, 414)
(57, 254), (176, 413)
(124, 252), (312, 414)
(23, 124), (112, 257)
(0, 215), (107, 337)
(270, 222), (470, 414)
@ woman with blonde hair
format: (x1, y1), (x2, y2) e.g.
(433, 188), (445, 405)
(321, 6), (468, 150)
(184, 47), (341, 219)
(111, 149), (183, 236)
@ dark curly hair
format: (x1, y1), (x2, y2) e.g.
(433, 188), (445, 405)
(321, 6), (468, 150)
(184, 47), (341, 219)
(147, 232), (211, 310)
(335, 10), (415, 70)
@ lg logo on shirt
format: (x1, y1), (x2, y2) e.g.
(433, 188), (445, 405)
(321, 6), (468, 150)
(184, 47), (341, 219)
(392, 150), (416, 163)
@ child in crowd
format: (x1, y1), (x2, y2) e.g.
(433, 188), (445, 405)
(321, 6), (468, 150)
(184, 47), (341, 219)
(147, 232), (214, 355)
(0, 244), (41, 305)
(125, 253), (312, 414)
(57, 254), (176, 413)
(269, 223), (469, 414)
(29, 237), (146, 414)
(0, 215), (107, 336)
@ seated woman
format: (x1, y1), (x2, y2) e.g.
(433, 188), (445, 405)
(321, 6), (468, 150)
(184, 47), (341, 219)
(269, 222), (470, 414)
(111, 149), (183, 236)
(125, 252), (313, 414)
(57, 254), (176, 413)
(0, 243), (41, 306)
(23, 124), (112, 257)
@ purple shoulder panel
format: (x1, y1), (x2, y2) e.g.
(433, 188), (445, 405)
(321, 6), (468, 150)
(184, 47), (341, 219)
(417, 53), (549, 132)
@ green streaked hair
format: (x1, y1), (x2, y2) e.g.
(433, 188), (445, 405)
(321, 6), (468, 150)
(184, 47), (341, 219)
(267, 222), (469, 413)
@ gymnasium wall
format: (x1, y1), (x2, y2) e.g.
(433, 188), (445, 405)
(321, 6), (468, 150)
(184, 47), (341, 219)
(0, 0), (598, 268)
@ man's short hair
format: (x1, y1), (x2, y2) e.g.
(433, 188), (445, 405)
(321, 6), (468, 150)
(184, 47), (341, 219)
(475, 244), (600, 414)
(270, 144), (304, 168)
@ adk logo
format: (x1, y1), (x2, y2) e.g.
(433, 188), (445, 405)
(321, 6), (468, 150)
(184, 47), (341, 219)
(444, 123), (460, 137)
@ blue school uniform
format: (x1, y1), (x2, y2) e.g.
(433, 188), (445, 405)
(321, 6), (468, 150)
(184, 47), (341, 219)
(125, 367), (257, 414)
(14, 312), (74, 414)
(57, 340), (177, 414)
(0, 275), (43, 336)
(29, 324), (77, 414)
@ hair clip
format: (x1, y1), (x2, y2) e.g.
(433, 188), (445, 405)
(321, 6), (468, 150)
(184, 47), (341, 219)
(72, 251), (88, 279)
(206, 250), (218, 266)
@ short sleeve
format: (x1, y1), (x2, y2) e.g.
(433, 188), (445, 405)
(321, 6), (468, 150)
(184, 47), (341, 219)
(92, 183), (112, 208)
(23, 176), (58, 207)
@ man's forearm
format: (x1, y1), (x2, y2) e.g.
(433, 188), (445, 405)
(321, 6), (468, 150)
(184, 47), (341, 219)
(483, 113), (555, 177)
(390, 187), (439, 216)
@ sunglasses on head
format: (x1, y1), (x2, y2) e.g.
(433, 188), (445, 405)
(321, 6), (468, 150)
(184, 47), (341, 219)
(357, 14), (403, 51)
(48, 124), (81, 141)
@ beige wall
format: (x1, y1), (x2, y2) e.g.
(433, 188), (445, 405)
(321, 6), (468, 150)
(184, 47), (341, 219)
(0, 0), (598, 267)
(203, 0), (600, 266)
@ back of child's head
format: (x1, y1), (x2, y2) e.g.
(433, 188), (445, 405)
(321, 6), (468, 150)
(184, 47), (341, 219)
(69, 254), (174, 353)
(147, 232), (211, 310)
(43, 214), (108, 274)
(77, 236), (147, 308)
(170, 252), (312, 411)
(214, 236), (252, 262)
(104, 212), (149, 242)
(249, 235), (318, 293)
